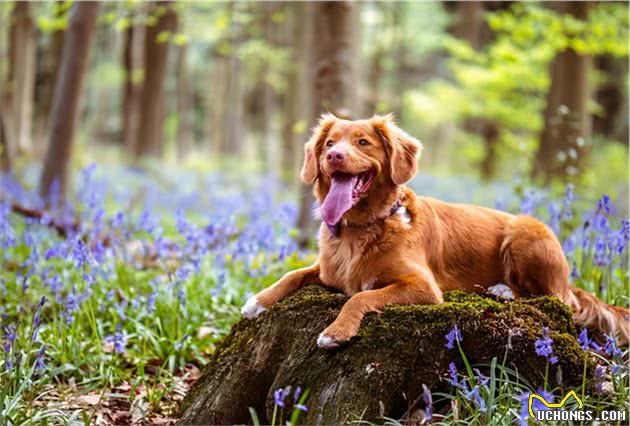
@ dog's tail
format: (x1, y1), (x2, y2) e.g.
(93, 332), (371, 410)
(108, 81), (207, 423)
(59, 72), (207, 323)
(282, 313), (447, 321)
(564, 287), (630, 345)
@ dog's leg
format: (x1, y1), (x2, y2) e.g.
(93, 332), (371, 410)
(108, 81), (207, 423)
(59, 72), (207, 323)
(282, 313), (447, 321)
(241, 263), (320, 319)
(317, 270), (443, 349)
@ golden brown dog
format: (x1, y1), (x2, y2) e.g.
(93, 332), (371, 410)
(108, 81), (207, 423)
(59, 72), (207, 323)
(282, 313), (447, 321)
(242, 113), (630, 349)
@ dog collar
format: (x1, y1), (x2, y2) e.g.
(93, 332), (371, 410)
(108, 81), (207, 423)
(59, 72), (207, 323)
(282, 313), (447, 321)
(326, 199), (402, 238)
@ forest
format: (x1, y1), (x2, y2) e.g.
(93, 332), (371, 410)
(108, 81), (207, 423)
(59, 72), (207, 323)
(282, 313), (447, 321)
(0, 1), (628, 425)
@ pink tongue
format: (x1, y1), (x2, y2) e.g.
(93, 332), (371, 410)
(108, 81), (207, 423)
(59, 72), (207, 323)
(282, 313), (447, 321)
(321, 174), (358, 226)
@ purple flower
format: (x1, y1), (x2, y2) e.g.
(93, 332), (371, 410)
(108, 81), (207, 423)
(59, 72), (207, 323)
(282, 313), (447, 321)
(35, 345), (46, 369)
(293, 386), (302, 402)
(465, 385), (487, 413)
(104, 325), (128, 354)
(562, 235), (576, 256)
(447, 362), (459, 387)
(594, 365), (606, 393)
(422, 384), (433, 420)
(518, 388), (553, 426)
(577, 328), (601, 352)
(274, 387), (289, 408)
(147, 292), (157, 314)
(562, 184), (574, 219)
(534, 327), (558, 364)
(597, 195), (612, 215)
(445, 324), (462, 350)
(474, 368), (489, 387)
(604, 335), (622, 358)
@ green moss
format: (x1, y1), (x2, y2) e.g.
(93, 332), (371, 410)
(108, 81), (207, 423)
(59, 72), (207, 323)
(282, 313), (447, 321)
(180, 285), (592, 425)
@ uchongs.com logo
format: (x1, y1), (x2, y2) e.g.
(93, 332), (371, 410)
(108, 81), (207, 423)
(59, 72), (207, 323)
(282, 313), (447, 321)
(528, 390), (627, 422)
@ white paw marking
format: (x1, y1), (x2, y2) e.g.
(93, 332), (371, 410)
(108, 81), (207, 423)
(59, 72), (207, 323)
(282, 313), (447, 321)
(241, 296), (266, 319)
(487, 284), (515, 300)
(317, 332), (340, 349)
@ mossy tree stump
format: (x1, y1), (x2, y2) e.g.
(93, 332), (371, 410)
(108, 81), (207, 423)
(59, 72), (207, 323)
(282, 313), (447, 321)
(179, 285), (590, 425)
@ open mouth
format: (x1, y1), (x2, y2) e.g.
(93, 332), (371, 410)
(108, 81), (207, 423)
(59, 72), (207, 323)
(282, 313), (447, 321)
(320, 170), (375, 227)
(346, 170), (375, 203)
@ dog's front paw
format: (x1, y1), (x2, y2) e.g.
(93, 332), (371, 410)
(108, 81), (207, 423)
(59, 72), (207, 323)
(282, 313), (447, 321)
(317, 332), (343, 350)
(317, 322), (358, 350)
(487, 283), (515, 301)
(241, 295), (267, 319)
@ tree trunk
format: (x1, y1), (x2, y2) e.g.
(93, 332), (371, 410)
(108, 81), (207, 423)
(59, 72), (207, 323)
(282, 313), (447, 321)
(281, 2), (310, 183)
(296, 0), (359, 247)
(208, 2), (244, 157)
(36, 0), (66, 146)
(533, 2), (591, 182)
(122, 21), (144, 152)
(450, 0), (485, 49)
(38, 1), (101, 202)
(0, 95), (15, 173)
(9, 1), (37, 155)
(176, 43), (194, 159)
(133, 1), (177, 158)
(179, 286), (591, 425)
(592, 55), (628, 144)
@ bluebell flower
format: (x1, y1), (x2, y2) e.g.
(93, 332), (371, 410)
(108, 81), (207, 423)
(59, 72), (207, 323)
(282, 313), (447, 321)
(447, 362), (459, 387)
(104, 324), (128, 353)
(474, 368), (489, 387)
(593, 237), (611, 267)
(594, 365), (606, 393)
(518, 388), (553, 426)
(562, 184), (574, 220)
(562, 235), (576, 256)
(422, 384), (433, 420)
(35, 345), (46, 369)
(465, 385), (487, 413)
(597, 195), (612, 215)
(274, 387), (289, 408)
(604, 335), (622, 358)
(547, 202), (561, 235)
(445, 324), (462, 350)
(534, 327), (558, 364)
(147, 292), (157, 314)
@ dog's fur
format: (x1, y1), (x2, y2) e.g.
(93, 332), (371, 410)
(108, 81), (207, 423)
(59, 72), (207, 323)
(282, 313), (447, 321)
(242, 113), (630, 349)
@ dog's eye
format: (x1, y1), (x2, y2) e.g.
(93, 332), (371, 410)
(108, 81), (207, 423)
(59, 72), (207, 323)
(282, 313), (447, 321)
(358, 139), (370, 146)
(326, 140), (334, 148)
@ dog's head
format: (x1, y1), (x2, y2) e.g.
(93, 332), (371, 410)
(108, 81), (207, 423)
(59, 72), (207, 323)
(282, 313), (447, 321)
(300, 113), (422, 227)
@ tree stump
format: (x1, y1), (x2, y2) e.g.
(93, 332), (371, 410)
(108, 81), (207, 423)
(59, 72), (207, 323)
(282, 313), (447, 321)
(179, 285), (590, 425)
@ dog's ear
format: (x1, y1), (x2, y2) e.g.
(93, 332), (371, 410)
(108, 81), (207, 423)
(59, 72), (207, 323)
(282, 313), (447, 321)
(371, 114), (423, 185)
(300, 113), (338, 184)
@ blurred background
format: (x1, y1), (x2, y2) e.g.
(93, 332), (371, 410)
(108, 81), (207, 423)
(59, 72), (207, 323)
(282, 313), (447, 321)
(1, 0), (628, 238)
(0, 3), (629, 421)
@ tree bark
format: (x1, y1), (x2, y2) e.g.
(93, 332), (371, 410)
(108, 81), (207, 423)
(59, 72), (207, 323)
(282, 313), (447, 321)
(533, 1), (591, 182)
(133, 1), (177, 158)
(9, 1), (37, 155)
(179, 286), (591, 425)
(36, 0), (66, 145)
(281, 2), (310, 183)
(122, 20), (144, 152)
(176, 43), (194, 159)
(38, 1), (101, 202)
(296, 0), (359, 247)
(0, 96), (15, 173)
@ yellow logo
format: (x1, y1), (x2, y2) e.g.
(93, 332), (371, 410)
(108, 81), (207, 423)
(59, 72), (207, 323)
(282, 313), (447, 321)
(528, 390), (583, 418)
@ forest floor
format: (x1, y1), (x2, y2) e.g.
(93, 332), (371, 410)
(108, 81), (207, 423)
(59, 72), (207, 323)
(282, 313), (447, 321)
(0, 164), (627, 425)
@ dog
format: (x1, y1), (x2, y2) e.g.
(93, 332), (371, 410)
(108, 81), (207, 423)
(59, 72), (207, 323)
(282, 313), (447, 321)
(242, 113), (630, 349)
